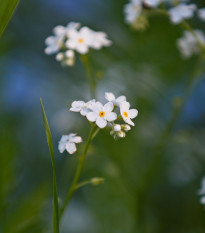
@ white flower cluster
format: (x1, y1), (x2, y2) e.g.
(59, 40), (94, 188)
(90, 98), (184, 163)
(177, 30), (205, 58)
(198, 177), (205, 206)
(124, 0), (163, 28)
(70, 92), (138, 139)
(45, 22), (111, 66)
(124, 0), (205, 27)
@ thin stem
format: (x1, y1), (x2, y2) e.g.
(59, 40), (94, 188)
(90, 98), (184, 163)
(60, 125), (97, 218)
(80, 54), (96, 99)
(140, 56), (204, 189)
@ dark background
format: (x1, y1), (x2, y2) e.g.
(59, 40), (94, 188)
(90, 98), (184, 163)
(1, 0), (205, 232)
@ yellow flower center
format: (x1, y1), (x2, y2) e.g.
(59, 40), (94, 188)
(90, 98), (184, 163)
(78, 38), (84, 43)
(99, 111), (105, 117)
(123, 112), (128, 117)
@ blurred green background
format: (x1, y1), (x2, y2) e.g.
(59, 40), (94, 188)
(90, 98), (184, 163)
(1, 0), (205, 232)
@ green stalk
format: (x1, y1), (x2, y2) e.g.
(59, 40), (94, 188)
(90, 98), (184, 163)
(40, 99), (60, 233)
(60, 125), (97, 218)
(140, 56), (204, 189)
(80, 54), (96, 99)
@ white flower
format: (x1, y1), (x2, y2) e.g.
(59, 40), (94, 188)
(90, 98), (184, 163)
(86, 102), (117, 128)
(124, 0), (142, 24)
(168, 4), (196, 24)
(200, 196), (205, 205)
(45, 34), (65, 55)
(198, 8), (205, 21)
(70, 99), (96, 116)
(105, 92), (126, 107)
(58, 133), (82, 154)
(198, 177), (205, 195)
(177, 30), (205, 58)
(66, 26), (94, 54)
(120, 101), (138, 126)
(89, 31), (112, 49)
(143, 0), (162, 7)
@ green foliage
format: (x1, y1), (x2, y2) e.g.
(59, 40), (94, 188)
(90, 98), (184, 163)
(0, 0), (20, 38)
(40, 99), (60, 233)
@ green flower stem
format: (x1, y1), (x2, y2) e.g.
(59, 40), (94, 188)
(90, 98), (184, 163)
(60, 124), (98, 218)
(80, 54), (96, 99)
(140, 56), (204, 189)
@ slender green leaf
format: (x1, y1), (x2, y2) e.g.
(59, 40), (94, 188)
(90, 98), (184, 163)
(40, 98), (60, 233)
(0, 0), (20, 38)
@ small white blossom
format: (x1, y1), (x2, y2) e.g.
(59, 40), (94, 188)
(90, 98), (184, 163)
(143, 0), (162, 7)
(120, 101), (138, 126)
(124, 0), (142, 24)
(168, 3), (196, 24)
(58, 133), (82, 154)
(70, 99), (96, 116)
(198, 177), (205, 195)
(105, 92), (126, 107)
(86, 102), (117, 128)
(198, 8), (205, 21)
(45, 34), (65, 55)
(177, 30), (205, 58)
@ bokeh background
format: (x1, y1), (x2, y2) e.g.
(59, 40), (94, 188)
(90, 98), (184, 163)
(1, 0), (205, 232)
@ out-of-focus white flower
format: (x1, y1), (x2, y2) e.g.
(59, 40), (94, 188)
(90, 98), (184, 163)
(143, 0), (162, 7)
(89, 31), (112, 49)
(124, 0), (142, 24)
(198, 177), (205, 195)
(45, 34), (65, 55)
(86, 102), (117, 128)
(120, 101), (138, 126)
(70, 99), (96, 116)
(66, 27), (93, 54)
(110, 124), (129, 140)
(168, 3), (196, 24)
(177, 30), (205, 58)
(58, 133), (82, 154)
(200, 196), (205, 204)
(105, 92), (126, 107)
(66, 27), (111, 54)
(198, 8), (205, 21)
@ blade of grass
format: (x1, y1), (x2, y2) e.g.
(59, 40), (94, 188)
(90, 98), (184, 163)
(40, 99), (60, 233)
(0, 0), (20, 38)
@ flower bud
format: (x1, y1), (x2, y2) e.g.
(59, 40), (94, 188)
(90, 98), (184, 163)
(114, 124), (121, 132)
(91, 177), (105, 185)
(121, 124), (131, 131)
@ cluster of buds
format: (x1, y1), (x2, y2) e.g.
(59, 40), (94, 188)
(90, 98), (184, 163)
(110, 123), (131, 140)
(45, 22), (111, 66)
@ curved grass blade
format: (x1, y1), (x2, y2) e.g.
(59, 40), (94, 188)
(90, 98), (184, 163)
(40, 99), (60, 233)
(0, 0), (20, 38)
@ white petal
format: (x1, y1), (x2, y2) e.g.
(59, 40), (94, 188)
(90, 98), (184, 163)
(105, 92), (115, 101)
(123, 117), (135, 126)
(80, 108), (90, 116)
(116, 96), (126, 104)
(96, 117), (107, 128)
(92, 101), (103, 113)
(103, 102), (114, 113)
(128, 109), (138, 119)
(70, 136), (83, 143)
(86, 112), (98, 122)
(58, 142), (66, 153)
(66, 142), (77, 154)
(120, 101), (130, 111)
(105, 112), (117, 122)
(71, 101), (84, 109)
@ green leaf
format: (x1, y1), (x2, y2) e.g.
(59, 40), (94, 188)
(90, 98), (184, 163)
(40, 98), (60, 233)
(0, 0), (20, 38)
